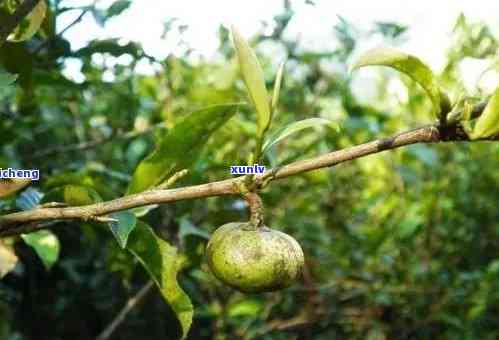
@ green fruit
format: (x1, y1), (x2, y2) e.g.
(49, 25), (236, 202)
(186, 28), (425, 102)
(206, 222), (304, 293)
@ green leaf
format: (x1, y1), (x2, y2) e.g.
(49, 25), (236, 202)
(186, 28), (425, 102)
(107, 0), (132, 17)
(128, 222), (193, 339)
(8, 0), (47, 42)
(351, 47), (450, 117)
(42, 185), (102, 206)
(44, 171), (95, 190)
(109, 211), (137, 249)
(0, 241), (18, 278)
(21, 230), (60, 270)
(127, 103), (240, 194)
(75, 39), (141, 58)
(271, 62), (285, 114)
(263, 118), (338, 153)
(231, 26), (271, 137)
(228, 299), (263, 318)
(471, 87), (499, 139)
(131, 204), (159, 217)
(0, 68), (18, 87)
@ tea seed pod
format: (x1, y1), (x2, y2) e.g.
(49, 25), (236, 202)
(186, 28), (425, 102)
(206, 221), (304, 293)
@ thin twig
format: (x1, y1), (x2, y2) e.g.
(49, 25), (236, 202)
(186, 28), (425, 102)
(33, 8), (89, 54)
(0, 0), (41, 45)
(155, 169), (189, 190)
(96, 281), (154, 340)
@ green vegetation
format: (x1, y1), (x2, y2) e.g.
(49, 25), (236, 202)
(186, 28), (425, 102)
(1, 1), (499, 339)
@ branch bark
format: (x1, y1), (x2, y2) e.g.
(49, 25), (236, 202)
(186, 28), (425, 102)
(1, 122), (497, 237)
(0, 0), (41, 45)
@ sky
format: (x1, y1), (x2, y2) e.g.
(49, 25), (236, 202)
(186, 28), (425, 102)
(58, 0), (499, 91)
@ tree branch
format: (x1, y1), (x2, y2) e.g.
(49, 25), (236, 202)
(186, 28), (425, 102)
(1, 121), (497, 237)
(96, 281), (154, 340)
(0, 0), (41, 45)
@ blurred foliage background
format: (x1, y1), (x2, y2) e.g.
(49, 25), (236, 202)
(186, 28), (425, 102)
(1, 0), (499, 339)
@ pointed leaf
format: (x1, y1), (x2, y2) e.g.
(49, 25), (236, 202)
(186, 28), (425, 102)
(471, 87), (499, 139)
(231, 26), (271, 136)
(352, 47), (449, 116)
(8, 0), (47, 42)
(107, 0), (132, 18)
(22, 230), (60, 270)
(271, 62), (285, 113)
(109, 211), (137, 249)
(128, 222), (193, 339)
(0, 241), (18, 278)
(127, 103), (240, 194)
(263, 118), (338, 153)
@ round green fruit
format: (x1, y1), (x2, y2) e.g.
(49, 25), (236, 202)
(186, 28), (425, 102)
(206, 222), (305, 293)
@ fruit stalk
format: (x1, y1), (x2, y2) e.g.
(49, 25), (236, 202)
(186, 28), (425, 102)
(244, 192), (264, 229)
